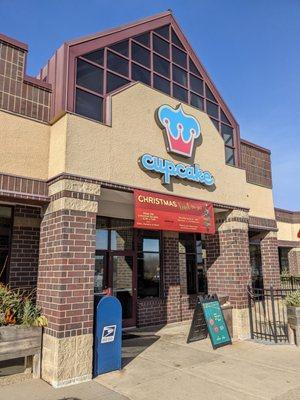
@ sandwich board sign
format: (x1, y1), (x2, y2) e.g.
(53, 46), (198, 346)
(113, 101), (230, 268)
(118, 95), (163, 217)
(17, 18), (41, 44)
(187, 295), (231, 349)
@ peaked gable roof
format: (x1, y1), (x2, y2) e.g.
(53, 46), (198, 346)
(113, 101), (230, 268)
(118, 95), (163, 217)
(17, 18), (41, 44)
(40, 11), (241, 165)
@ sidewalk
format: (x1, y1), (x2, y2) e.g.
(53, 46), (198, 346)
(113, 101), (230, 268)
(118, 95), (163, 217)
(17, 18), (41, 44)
(97, 322), (300, 400)
(0, 378), (129, 400)
(1, 322), (300, 400)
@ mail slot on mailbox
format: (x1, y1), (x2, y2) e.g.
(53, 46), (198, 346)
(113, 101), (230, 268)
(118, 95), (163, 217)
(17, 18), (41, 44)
(93, 295), (122, 376)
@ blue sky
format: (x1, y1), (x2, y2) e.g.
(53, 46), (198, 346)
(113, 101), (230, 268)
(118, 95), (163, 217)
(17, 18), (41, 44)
(1, 0), (299, 210)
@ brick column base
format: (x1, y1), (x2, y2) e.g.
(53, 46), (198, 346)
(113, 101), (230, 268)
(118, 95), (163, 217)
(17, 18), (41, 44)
(288, 248), (300, 276)
(260, 231), (281, 288)
(37, 178), (100, 387)
(206, 210), (251, 339)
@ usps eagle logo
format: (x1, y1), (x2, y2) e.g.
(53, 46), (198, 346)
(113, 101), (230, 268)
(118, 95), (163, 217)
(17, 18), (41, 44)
(157, 104), (201, 158)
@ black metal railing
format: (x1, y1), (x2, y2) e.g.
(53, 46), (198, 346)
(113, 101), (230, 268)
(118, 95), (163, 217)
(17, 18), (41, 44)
(281, 276), (300, 290)
(247, 285), (297, 343)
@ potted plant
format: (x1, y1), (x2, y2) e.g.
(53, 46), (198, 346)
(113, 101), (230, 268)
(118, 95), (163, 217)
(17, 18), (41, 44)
(0, 284), (47, 378)
(285, 290), (300, 346)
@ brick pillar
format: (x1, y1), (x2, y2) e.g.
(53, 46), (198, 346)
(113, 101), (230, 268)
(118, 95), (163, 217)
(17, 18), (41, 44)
(9, 205), (41, 291)
(260, 231), (281, 288)
(288, 248), (300, 276)
(37, 178), (100, 387)
(163, 231), (181, 323)
(206, 209), (251, 339)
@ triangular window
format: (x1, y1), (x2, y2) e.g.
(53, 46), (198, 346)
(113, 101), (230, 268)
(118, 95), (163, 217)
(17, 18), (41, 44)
(154, 25), (170, 40)
(110, 40), (129, 57)
(171, 29), (184, 49)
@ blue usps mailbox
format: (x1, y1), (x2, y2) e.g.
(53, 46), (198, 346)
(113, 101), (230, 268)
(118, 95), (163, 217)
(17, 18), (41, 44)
(93, 295), (122, 376)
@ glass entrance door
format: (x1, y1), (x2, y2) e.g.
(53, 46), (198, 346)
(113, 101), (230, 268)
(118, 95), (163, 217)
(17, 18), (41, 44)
(95, 217), (137, 327)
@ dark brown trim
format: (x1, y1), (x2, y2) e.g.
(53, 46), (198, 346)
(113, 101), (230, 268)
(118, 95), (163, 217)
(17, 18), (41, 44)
(0, 173), (49, 203)
(249, 216), (277, 231)
(24, 75), (52, 91)
(277, 240), (300, 248)
(241, 139), (271, 155)
(0, 33), (28, 51)
(275, 208), (300, 223)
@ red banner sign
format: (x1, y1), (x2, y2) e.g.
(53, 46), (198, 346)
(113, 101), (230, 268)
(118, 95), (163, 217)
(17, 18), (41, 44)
(134, 190), (215, 234)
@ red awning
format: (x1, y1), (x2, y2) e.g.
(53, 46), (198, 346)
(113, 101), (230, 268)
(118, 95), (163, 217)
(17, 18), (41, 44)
(134, 189), (215, 234)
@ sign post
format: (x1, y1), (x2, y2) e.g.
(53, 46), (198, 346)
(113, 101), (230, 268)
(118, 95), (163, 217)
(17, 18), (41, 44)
(93, 296), (122, 376)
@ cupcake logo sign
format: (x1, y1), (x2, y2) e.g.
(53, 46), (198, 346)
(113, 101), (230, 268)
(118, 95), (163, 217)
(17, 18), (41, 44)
(157, 104), (201, 158)
(139, 104), (215, 188)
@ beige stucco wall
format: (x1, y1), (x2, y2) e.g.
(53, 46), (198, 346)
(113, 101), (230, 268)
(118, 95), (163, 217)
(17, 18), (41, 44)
(277, 221), (300, 242)
(246, 182), (276, 219)
(47, 83), (275, 215)
(0, 83), (277, 219)
(0, 110), (50, 179)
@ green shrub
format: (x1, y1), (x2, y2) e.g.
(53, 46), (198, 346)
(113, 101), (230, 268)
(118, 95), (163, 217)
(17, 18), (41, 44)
(0, 284), (47, 327)
(285, 291), (300, 307)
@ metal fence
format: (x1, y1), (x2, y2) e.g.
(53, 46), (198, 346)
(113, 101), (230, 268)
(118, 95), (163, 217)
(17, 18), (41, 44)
(247, 285), (297, 343)
(281, 276), (300, 290)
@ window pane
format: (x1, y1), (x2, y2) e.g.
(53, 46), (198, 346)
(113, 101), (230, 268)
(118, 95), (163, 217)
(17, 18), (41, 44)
(173, 65), (187, 86)
(75, 89), (103, 121)
(172, 29), (184, 49)
(110, 218), (133, 251)
(96, 217), (109, 249)
(172, 46), (187, 68)
(190, 93), (204, 110)
(94, 255), (105, 294)
(225, 146), (235, 165)
(106, 72), (129, 93)
(107, 51), (128, 76)
(143, 238), (159, 252)
(113, 255), (133, 319)
(205, 84), (217, 102)
(173, 84), (188, 102)
(153, 54), (170, 78)
(76, 59), (103, 94)
(132, 42), (150, 67)
(137, 253), (160, 298)
(189, 57), (201, 76)
(206, 100), (219, 119)
(210, 117), (219, 130)
(153, 74), (170, 95)
(154, 25), (170, 39)
(83, 49), (104, 66)
(221, 123), (234, 146)
(132, 63), (151, 85)
(110, 40), (128, 57)
(153, 35), (170, 58)
(221, 109), (230, 124)
(134, 32), (150, 47)
(190, 75), (203, 95)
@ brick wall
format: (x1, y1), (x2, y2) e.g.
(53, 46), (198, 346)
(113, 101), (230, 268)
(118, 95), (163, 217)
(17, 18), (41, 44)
(9, 205), (41, 291)
(37, 209), (96, 338)
(260, 231), (281, 288)
(241, 140), (272, 188)
(0, 34), (51, 122)
(205, 211), (251, 309)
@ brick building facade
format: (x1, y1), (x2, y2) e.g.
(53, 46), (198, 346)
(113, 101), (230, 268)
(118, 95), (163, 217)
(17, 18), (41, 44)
(0, 11), (299, 387)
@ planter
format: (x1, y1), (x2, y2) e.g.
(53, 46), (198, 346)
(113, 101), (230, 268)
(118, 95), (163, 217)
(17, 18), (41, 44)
(0, 326), (42, 378)
(287, 306), (300, 346)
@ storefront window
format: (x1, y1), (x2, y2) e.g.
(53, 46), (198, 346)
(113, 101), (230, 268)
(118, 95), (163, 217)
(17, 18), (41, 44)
(137, 230), (161, 298)
(0, 206), (13, 285)
(179, 233), (207, 294)
(278, 247), (290, 274)
(95, 217), (133, 251)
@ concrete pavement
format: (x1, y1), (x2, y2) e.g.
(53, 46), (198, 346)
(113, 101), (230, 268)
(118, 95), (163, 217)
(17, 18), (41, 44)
(97, 322), (300, 400)
(1, 321), (300, 400)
